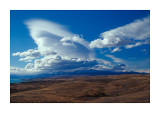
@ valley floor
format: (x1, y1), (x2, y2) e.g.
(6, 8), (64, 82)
(10, 74), (150, 103)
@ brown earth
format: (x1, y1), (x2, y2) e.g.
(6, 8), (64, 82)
(10, 74), (150, 103)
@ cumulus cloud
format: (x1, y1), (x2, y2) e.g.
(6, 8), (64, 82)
(11, 54), (101, 75)
(11, 19), (97, 75)
(12, 49), (40, 57)
(25, 55), (99, 72)
(19, 56), (36, 62)
(89, 16), (150, 51)
(13, 49), (41, 62)
(10, 66), (42, 75)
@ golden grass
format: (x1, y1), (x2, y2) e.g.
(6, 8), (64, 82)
(10, 74), (150, 103)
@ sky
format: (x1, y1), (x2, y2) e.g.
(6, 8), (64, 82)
(10, 10), (150, 75)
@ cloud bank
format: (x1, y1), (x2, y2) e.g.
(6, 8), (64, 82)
(89, 16), (150, 50)
(11, 16), (150, 75)
(11, 19), (111, 75)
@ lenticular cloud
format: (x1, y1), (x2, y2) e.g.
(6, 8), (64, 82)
(11, 19), (97, 75)
(25, 19), (94, 59)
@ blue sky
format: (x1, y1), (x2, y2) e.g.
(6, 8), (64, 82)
(10, 10), (150, 75)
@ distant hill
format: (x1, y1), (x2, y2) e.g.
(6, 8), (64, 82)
(10, 69), (148, 80)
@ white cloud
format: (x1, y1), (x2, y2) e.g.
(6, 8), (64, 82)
(25, 19), (94, 59)
(11, 54), (100, 75)
(13, 49), (41, 62)
(27, 55), (99, 72)
(90, 65), (112, 70)
(12, 49), (40, 57)
(11, 19), (96, 75)
(112, 48), (121, 53)
(125, 42), (142, 49)
(11, 17), (150, 75)
(10, 66), (42, 75)
(61, 42), (75, 47)
(89, 16), (150, 50)
(60, 36), (89, 49)
(105, 55), (125, 63)
(19, 56), (36, 62)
